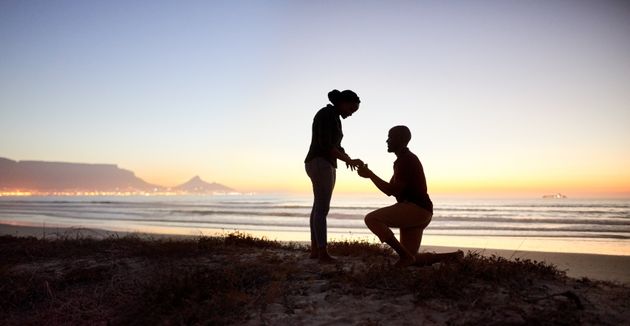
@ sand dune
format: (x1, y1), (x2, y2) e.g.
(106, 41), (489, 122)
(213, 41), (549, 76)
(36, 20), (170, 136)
(1, 227), (629, 324)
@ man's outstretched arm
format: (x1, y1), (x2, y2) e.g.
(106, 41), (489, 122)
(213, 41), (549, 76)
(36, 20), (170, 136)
(358, 165), (398, 196)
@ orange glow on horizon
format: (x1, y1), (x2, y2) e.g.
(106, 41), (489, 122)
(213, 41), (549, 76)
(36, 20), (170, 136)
(121, 156), (630, 199)
(226, 172), (630, 198)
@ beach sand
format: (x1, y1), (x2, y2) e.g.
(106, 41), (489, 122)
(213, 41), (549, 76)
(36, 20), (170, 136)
(2, 223), (629, 284)
(421, 245), (630, 284)
(1, 229), (629, 325)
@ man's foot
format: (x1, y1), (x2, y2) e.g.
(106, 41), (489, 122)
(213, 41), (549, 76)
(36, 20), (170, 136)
(445, 250), (464, 262)
(394, 254), (416, 268)
(384, 236), (415, 268)
(413, 253), (435, 267)
(413, 250), (464, 266)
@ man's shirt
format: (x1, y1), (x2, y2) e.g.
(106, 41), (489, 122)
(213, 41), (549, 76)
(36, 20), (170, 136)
(389, 147), (433, 214)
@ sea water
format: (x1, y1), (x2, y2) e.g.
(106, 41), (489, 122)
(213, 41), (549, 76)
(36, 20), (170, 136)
(1, 194), (628, 255)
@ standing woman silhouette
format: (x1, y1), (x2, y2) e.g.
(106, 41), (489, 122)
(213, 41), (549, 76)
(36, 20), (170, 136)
(305, 89), (363, 262)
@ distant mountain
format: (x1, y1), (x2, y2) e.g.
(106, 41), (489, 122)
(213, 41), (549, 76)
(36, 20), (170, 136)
(172, 175), (234, 194)
(0, 157), (162, 192)
(0, 157), (235, 194)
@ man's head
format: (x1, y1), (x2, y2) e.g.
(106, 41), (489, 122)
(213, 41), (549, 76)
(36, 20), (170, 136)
(386, 125), (411, 153)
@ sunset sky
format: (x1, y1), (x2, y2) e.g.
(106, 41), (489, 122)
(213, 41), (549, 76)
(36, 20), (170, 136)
(1, 1), (629, 197)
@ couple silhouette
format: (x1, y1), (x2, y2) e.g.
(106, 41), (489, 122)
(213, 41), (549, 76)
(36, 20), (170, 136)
(304, 89), (462, 267)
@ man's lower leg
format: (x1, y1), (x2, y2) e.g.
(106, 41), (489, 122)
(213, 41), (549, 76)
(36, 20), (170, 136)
(384, 236), (415, 267)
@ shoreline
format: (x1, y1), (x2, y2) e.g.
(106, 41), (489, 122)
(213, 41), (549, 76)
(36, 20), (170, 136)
(2, 223), (629, 284)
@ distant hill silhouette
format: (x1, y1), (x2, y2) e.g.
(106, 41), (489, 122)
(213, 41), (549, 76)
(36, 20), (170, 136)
(172, 176), (234, 193)
(0, 157), (233, 193)
(0, 157), (161, 192)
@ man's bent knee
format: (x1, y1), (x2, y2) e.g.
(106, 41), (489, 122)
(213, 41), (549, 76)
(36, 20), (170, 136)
(364, 210), (377, 226)
(364, 211), (393, 243)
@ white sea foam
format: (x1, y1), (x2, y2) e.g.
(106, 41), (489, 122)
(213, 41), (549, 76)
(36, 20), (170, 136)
(1, 195), (629, 253)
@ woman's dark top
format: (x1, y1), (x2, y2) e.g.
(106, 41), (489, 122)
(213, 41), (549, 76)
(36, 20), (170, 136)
(304, 104), (345, 168)
(390, 147), (433, 214)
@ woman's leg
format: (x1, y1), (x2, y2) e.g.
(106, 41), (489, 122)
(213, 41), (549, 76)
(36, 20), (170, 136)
(306, 158), (336, 261)
(309, 208), (318, 258)
(306, 164), (317, 258)
(311, 159), (334, 248)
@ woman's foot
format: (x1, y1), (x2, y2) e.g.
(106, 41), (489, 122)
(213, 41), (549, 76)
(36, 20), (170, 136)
(317, 247), (336, 264)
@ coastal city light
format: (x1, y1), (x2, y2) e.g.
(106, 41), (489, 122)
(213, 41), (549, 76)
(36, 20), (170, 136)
(0, 190), (243, 197)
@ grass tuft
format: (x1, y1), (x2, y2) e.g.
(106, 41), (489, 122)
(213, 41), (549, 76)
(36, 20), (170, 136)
(223, 231), (285, 249)
(327, 239), (393, 257)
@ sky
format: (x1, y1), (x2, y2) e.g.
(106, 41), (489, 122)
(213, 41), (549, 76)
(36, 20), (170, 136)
(1, 0), (629, 197)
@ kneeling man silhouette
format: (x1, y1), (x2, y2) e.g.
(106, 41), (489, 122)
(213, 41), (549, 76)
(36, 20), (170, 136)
(357, 126), (463, 267)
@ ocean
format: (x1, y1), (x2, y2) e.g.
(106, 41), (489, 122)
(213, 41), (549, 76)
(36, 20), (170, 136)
(1, 194), (629, 255)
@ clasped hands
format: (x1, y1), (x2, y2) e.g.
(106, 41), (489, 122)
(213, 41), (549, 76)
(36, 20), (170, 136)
(346, 158), (372, 178)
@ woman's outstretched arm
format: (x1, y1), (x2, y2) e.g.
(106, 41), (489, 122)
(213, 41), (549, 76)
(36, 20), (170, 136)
(330, 147), (363, 170)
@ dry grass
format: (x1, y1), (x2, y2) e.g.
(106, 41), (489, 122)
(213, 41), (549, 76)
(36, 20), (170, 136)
(327, 239), (393, 257)
(1, 232), (625, 325)
(0, 232), (297, 325)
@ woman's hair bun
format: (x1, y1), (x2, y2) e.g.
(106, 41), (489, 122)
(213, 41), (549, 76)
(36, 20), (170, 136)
(328, 89), (360, 105)
(328, 89), (341, 104)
